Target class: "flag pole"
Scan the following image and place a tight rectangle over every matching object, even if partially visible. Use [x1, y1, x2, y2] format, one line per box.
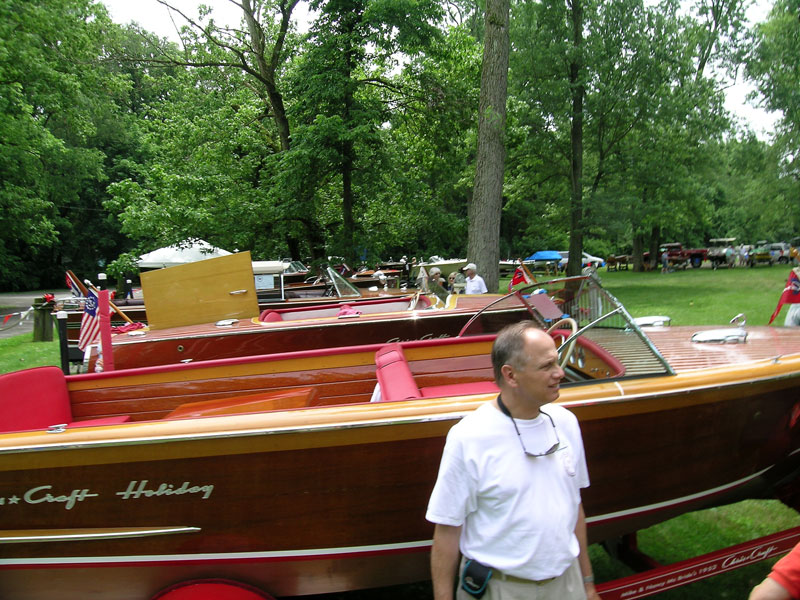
[84, 280, 135, 324]
[97, 289, 115, 372]
[520, 259, 538, 285]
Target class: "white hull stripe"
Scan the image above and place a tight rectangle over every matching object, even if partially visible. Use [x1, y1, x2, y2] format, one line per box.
[586, 465, 774, 525]
[0, 466, 778, 569]
[0, 540, 431, 567]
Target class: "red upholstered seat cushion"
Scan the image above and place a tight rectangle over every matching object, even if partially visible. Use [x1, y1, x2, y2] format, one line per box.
[374, 344, 422, 402]
[420, 381, 499, 398]
[259, 310, 283, 322]
[0, 366, 72, 432]
[0, 366, 131, 433]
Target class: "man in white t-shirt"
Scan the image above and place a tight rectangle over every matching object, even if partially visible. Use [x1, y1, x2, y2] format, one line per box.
[426, 322, 599, 600]
[462, 263, 488, 294]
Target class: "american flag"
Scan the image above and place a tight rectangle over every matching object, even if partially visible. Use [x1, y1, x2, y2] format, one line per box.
[78, 289, 101, 351]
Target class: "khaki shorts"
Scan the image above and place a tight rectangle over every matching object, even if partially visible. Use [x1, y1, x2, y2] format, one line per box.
[456, 557, 586, 600]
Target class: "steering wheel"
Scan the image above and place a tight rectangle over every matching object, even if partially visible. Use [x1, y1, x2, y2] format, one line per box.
[546, 318, 578, 368]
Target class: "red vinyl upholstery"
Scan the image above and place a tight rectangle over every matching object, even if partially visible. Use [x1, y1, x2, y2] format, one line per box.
[258, 310, 283, 322]
[420, 381, 499, 398]
[374, 344, 422, 402]
[0, 366, 129, 433]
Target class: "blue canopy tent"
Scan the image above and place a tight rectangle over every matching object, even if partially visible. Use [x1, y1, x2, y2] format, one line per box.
[524, 250, 562, 262]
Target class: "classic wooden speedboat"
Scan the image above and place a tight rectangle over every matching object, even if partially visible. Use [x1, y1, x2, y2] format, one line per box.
[3, 275, 800, 599]
[83, 289, 520, 371]
[57, 261, 412, 364]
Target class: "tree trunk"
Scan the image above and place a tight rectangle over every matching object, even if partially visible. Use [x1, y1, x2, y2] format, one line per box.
[467, 0, 510, 293]
[566, 0, 585, 278]
[242, 0, 295, 152]
[632, 233, 645, 271]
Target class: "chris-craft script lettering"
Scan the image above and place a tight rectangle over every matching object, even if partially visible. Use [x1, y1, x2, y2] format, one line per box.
[116, 480, 214, 500]
[23, 485, 99, 510]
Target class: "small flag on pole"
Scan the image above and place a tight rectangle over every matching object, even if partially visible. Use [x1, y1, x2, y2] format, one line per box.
[78, 289, 101, 351]
[508, 266, 534, 291]
[66, 271, 84, 297]
[769, 267, 800, 325]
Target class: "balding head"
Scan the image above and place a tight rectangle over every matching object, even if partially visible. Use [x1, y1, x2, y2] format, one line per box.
[491, 322, 554, 384]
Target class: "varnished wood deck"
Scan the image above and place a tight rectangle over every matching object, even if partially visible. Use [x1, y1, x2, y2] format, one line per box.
[644, 326, 800, 372]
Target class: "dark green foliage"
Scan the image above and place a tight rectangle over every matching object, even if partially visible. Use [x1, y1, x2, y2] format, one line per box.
[0, 0, 796, 287]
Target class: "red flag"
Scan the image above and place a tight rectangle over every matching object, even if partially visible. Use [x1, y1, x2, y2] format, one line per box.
[508, 266, 533, 291]
[78, 289, 101, 351]
[769, 267, 800, 324]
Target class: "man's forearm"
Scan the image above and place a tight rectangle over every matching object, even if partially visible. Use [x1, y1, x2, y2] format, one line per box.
[575, 504, 600, 599]
[431, 524, 462, 600]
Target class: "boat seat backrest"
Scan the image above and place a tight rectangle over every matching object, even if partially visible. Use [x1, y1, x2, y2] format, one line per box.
[259, 310, 283, 322]
[374, 344, 422, 402]
[0, 366, 73, 432]
[0, 366, 130, 433]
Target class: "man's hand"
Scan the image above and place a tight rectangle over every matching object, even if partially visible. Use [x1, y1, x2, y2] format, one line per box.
[585, 582, 602, 600]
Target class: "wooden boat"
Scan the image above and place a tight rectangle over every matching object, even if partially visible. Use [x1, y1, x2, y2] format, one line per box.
[80, 253, 503, 371]
[83, 290, 518, 371]
[3, 275, 800, 599]
[57, 260, 411, 364]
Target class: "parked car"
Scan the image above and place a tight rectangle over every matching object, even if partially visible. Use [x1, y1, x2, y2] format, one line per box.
[558, 251, 605, 270]
[707, 238, 737, 269]
[768, 242, 792, 264]
[644, 242, 708, 269]
[749, 241, 775, 267]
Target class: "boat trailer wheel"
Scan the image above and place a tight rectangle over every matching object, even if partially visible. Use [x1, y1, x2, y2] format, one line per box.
[546, 317, 578, 368]
[151, 579, 275, 600]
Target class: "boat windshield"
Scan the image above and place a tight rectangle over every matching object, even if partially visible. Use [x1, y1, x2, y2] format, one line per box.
[326, 267, 362, 298]
[285, 260, 309, 274]
[459, 275, 672, 379]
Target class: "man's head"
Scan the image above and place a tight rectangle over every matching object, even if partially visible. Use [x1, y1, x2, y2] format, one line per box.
[463, 263, 477, 278]
[491, 322, 564, 406]
[430, 267, 442, 278]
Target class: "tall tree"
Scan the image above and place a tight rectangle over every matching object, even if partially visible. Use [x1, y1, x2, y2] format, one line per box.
[287, 0, 442, 263]
[747, 0, 800, 187]
[467, 0, 510, 292]
[0, 0, 131, 289]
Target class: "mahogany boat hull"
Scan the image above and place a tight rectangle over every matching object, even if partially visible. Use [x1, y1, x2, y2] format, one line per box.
[1, 329, 799, 599]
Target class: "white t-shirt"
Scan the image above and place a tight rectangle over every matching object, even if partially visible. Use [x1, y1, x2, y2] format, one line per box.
[464, 274, 488, 294]
[426, 401, 589, 580]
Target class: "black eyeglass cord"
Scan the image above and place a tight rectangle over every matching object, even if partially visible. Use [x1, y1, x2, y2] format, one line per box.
[496, 394, 560, 457]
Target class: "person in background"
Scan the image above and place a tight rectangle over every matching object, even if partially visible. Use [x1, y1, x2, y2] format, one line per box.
[749, 542, 800, 600]
[427, 322, 599, 600]
[660, 250, 670, 274]
[430, 267, 447, 289]
[462, 263, 488, 294]
[447, 272, 458, 292]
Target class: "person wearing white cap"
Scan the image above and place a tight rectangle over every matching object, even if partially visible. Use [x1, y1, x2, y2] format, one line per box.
[429, 266, 447, 288]
[462, 263, 488, 294]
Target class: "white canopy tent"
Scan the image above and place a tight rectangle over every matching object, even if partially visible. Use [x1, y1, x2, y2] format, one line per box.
[137, 239, 232, 269]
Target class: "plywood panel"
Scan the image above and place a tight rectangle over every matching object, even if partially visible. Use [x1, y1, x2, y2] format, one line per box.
[141, 252, 259, 329]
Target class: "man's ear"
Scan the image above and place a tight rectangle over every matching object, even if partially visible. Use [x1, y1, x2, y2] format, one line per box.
[501, 364, 516, 387]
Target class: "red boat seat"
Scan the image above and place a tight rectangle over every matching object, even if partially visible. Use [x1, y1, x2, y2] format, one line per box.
[259, 310, 283, 322]
[374, 343, 422, 402]
[420, 381, 499, 398]
[0, 366, 130, 433]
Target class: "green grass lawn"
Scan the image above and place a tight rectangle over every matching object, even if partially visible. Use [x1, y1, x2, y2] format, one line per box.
[2, 265, 799, 598]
